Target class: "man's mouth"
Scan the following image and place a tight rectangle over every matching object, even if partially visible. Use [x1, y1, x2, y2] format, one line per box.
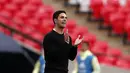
[62, 22, 66, 24]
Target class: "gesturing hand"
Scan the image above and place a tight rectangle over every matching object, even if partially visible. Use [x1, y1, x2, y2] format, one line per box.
[74, 35, 84, 46]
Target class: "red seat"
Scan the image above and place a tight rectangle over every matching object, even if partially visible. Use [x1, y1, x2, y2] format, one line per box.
[25, 18, 40, 28]
[101, 5, 117, 26]
[90, 0, 103, 19]
[0, 26, 5, 33]
[126, 0, 130, 7]
[0, 4, 3, 11]
[107, 0, 120, 8]
[118, 6, 130, 16]
[0, 10, 13, 18]
[14, 11, 30, 21]
[82, 33, 97, 49]
[97, 55, 106, 63]
[11, 0, 28, 6]
[39, 20, 54, 35]
[22, 4, 38, 17]
[35, 5, 54, 20]
[122, 55, 130, 61]
[4, 4, 18, 16]
[115, 59, 130, 69]
[22, 26, 35, 35]
[24, 39, 41, 50]
[72, 26, 88, 36]
[66, 19, 77, 34]
[91, 41, 109, 55]
[124, 15, 130, 41]
[30, 32, 43, 41]
[4, 28, 11, 36]
[13, 24, 23, 31]
[109, 12, 125, 35]
[101, 56, 117, 66]
[0, 0, 10, 5]
[0, 15, 10, 24]
[107, 48, 122, 57]
[13, 34, 24, 42]
[13, 16, 25, 25]
[29, 0, 42, 6]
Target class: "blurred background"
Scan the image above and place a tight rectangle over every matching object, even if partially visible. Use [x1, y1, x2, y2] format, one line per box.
[0, 0, 130, 73]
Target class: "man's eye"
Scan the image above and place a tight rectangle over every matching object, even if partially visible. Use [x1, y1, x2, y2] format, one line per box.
[61, 17, 64, 18]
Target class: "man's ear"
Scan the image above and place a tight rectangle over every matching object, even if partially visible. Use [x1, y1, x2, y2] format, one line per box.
[54, 19, 57, 24]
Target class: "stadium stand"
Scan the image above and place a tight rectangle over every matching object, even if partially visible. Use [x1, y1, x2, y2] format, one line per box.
[0, 0, 130, 72]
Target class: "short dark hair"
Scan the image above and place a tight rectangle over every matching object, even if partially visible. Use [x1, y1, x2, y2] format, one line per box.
[53, 10, 66, 24]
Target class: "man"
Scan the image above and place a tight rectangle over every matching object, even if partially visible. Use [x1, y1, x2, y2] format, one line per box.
[72, 40, 100, 73]
[32, 55, 45, 73]
[43, 10, 83, 73]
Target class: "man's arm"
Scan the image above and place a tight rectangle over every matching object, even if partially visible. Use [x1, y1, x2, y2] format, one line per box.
[92, 57, 101, 73]
[68, 36, 78, 61]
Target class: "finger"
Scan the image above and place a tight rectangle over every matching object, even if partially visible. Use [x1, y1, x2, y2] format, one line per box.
[77, 35, 81, 39]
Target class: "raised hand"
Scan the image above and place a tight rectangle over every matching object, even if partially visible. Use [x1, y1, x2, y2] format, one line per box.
[74, 35, 84, 46]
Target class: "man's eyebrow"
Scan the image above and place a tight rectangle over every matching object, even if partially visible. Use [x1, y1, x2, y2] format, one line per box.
[60, 16, 67, 18]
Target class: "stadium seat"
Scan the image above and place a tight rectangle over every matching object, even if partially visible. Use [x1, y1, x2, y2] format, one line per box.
[25, 18, 40, 29]
[4, 28, 11, 35]
[4, 3, 18, 16]
[0, 4, 3, 11]
[11, 0, 28, 6]
[97, 55, 106, 63]
[13, 16, 25, 25]
[90, 0, 103, 19]
[0, 10, 13, 18]
[24, 39, 41, 50]
[83, 33, 97, 49]
[107, 0, 120, 8]
[21, 26, 35, 35]
[0, 0, 10, 5]
[13, 24, 23, 31]
[30, 32, 43, 42]
[35, 5, 54, 20]
[109, 12, 125, 35]
[0, 26, 5, 33]
[122, 55, 130, 61]
[126, 0, 130, 6]
[124, 19, 130, 41]
[66, 19, 77, 34]
[13, 34, 24, 42]
[28, 0, 43, 6]
[106, 48, 122, 57]
[14, 11, 30, 21]
[118, 6, 130, 16]
[72, 26, 88, 36]
[39, 20, 54, 35]
[101, 56, 117, 66]
[91, 41, 109, 55]
[0, 15, 10, 24]
[101, 5, 117, 26]
[115, 59, 130, 69]
[22, 4, 38, 17]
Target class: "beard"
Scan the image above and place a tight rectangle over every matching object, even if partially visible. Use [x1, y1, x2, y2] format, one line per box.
[58, 23, 66, 28]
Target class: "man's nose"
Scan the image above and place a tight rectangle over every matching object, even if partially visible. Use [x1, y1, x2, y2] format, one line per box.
[63, 18, 67, 21]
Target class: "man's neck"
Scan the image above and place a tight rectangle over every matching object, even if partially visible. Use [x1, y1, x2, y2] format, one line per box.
[53, 27, 64, 34]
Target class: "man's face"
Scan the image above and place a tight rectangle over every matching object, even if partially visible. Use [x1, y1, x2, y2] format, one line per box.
[56, 13, 67, 28]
